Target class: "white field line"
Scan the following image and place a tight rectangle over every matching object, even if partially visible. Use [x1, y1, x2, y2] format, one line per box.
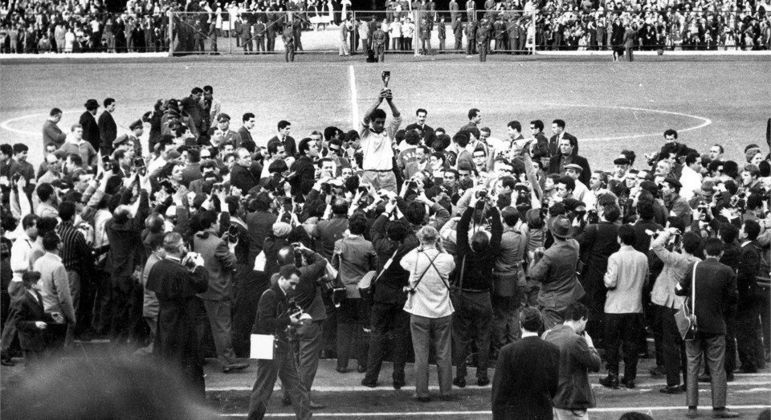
[219, 405, 771, 417]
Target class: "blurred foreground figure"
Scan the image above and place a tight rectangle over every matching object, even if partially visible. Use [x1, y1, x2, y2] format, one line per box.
[3, 353, 217, 420]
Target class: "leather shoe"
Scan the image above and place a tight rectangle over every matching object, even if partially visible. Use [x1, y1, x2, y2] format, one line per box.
[1, 357, 15, 367]
[452, 377, 466, 388]
[361, 379, 377, 388]
[620, 378, 635, 389]
[712, 409, 739, 418]
[660, 384, 685, 394]
[222, 362, 249, 373]
[649, 366, 666, 377]
[599, 375, 619, 389]
[335, 367, 348, 373]
[309, 401, 326, 409]
[686, 408, 698, 418]
[477, 377, 490, 387]
[392, 380, 405, 390]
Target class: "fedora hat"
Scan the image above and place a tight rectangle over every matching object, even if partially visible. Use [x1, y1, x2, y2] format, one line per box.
[549, 215, 574, 239]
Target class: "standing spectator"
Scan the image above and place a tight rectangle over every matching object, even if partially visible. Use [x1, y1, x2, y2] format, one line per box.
[79, 99, 100, 154]
[528, 215, 585, 329]
[332, 214, 377, 373]
[651, 228, 700, 394]
[238, 113, 257, 152]
[339, 17, 351, 56]
[137, 221, 164, 355]
[146, 232, 209, 399]
[98, 98, 118, 158]
[401, 226, 455, 402]
[576, 203, 620, 343]
[33, 232, 75, 352]
[490, 206, 527, 357]
[736, 220, 764, 373]
[543, 302, 602, 420]
[372, 24, 387, 61]
[676, 238, 739, 419]
[247, 264, 311, 420]
[453, 16, 463, 50]
[452, 199, 501, 388]
[230, 147, 262, 194]
[56, 201, 94, 343]
[599, 225, 648, 389]
[548, 119, 579, 159]
[623, 23, 636, 61]
[359, 88, 402, 192]
[358, 18, 370, 52]
[192, 211, 248, 373]
[549, 136, 590, 186]
[106, 184, 150, 344]
[282, 25, 296, 62]
[289, 138, 319, 197]
[492, 307, 559, 420]
[42, 108, 67, 149]
[6, 271, 53, 366]
[389, 17, 402, 51]
[267, 120, 298, 158]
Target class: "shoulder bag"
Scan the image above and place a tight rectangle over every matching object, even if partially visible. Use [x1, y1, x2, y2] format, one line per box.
[674, 261, 698, 341]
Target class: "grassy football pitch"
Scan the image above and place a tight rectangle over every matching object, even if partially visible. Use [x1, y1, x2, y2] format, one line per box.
[1, 57, 769, 167]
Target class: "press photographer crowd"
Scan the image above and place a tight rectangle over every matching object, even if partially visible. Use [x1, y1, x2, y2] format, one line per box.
[0, 81, 770, 420]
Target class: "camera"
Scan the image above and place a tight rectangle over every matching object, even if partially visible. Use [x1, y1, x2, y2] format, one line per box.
[183, 252, 200, 269]
[475, 190, 488, 199]
[227, 224, 239, 243]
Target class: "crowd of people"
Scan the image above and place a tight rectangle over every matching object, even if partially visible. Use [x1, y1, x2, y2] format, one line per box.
[0, 85, 770, 419]
[1, 0, 769, 54]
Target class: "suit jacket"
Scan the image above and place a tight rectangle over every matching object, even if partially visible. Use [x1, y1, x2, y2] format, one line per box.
[79, 111, 100, 153]
[267, 135, 297, 157]
[237, 126, 256, 152]
[98, 111, 117, 157]
[333, 235, 377, 298]
[7, 290, 55, 352]
[42, 120, 67, 148]
[253, 282, 293, 344]
[289, 155, 316, 197]
[737, 241, 761, 302]
[193, 229, 237, 301]
[180, 162, 202, 187]
[548, 132, 578, 157]
[548, 153, 591, 186]
[230, 162, 262, 194]
[492, 336, 560, 420]
[543, 324, 601, 410]
[677, 258, 738, 335]
[529, 238, 585, 311]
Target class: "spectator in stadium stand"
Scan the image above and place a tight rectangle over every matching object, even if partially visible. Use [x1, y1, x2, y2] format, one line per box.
[491, 307, 559, 420]
[98, 97, 118, 158]
[79, 99, 100, 153]
[359, 88, 402, 192]
[146, 232, 210, 399]
[268, 120, 298, 158]
[528, 215, 585, 329]
[676, 237, 739, 419]
[42, 108, 67, 149]
[543, 302, 602, 420]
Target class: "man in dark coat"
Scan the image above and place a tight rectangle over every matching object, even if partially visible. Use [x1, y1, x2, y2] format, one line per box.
[576, 204, 621, 345]
[79, 99, 101, 154]
[288, 138, 318, 198]
[676, 238, 739, 419]
[548, 119, 579, 157]
[736, 220, 764, 373]
[147, 232, 209, 399]
[106, 188, 150, 343]
[548, 136, 591, 186]
[230, 147, 262, 195]
[98, 98, 118, 158]
[492, 307, 559, 420]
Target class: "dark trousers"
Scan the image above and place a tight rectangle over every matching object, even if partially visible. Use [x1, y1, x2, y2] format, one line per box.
[491, 293, 521, 357]
[248, 343, 311, 420]
[736, 298, 763, 371]
[452, 290, 492, 380]
[686, 333, 727, 409]
[0, 281, 24, 354]
[92, 269, 112, 335]
[760, 287, 771, 355]
[75, 269, 96, 336]
[604, 313, 643, 380]
[724, 311, 737, 374]
[289, 320, 323, 396]
[364, 301, 410, 384]
[233, 272, 269, 358]
[336, 298, 368, 370]
[657, 304, 687, 387]
[110, 276, 136, 344]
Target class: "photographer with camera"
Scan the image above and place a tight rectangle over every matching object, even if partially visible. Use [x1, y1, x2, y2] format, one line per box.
[452, 192, 502, 388]
[146, 232, 210, 399]
[248, 264, 311, 420]
[273, 242, 328, 409]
